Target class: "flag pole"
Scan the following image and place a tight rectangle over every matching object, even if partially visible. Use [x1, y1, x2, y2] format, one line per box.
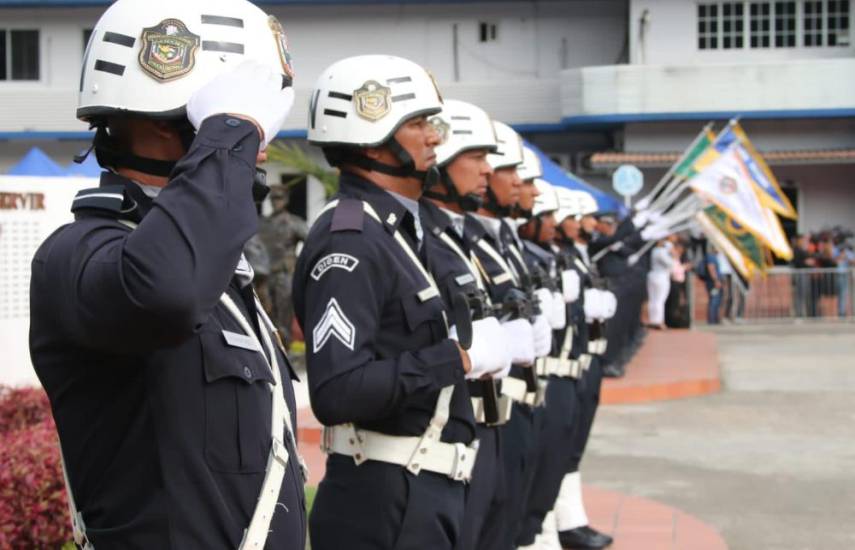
[636, 122, 714, 209]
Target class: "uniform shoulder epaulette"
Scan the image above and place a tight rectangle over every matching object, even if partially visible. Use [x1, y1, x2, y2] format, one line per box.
[330, 198, 364, 233]
[70, 184, 128, 216]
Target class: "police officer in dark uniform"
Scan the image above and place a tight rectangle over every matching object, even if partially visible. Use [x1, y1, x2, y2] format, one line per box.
[549, 189, 616, 549]
[588, 211, 646, 378]
[421, 99, 526, 550]
[516, 180, 588, 548]
[29, 1, 305, 547]
[466, 121, 553, 549]
[293, 55, 479, 550]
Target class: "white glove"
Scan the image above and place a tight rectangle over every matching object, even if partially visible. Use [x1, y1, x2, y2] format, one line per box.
[601, 290, 617, 319]
[561, 269, 581, 303]
[635, 196, 651, 211]
[531, 314, 553, 357]
[550, 291, 567, 330]
[501, 318, 535, 367]
[449, 318, 510, 380]
[187, 60, 295, 149]
[632, 210, 650, 228]
[583, 288, 602, 323]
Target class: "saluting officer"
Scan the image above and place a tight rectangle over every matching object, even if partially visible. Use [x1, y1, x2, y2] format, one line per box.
[293, 56, 478, 550]
[422, 99, 527, 550]
[29, 0, 305, 548]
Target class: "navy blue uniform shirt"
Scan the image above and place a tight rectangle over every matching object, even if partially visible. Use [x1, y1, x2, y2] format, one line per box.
[293, 173, 474, 444]
[29, 115, 306, 550]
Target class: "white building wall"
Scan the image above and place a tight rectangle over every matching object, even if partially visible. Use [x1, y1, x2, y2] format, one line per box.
[629, 0, 855, 65]
[783, 165, 855, 233]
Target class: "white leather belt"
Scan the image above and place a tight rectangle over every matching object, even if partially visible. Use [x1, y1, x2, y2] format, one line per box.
[322, 423, 477, 482]
[470, 395, 513, 426]
[536, 356, 582, 379]
[500, 376, 530, 403]
[588, 338, 608, 355]
[579, 354, 593, 371]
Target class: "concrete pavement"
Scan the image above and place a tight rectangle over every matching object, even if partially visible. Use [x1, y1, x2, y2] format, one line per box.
[583, 323, 855, 550]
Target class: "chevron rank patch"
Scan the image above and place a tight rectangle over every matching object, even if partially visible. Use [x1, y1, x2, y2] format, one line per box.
[310, 253, 359, 281]
[313, 298, 356, 353]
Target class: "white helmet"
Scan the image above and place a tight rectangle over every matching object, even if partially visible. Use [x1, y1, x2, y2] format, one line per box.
[431, 99, 497, 166]
[517, 146, 543, 181]
[487, 121, 524, 170]
[532, 179, 559, 217]
[78, 0, 294, 121]
[575, 191, 600, 217]
[424, 99, 496, 212]
[554, 187, 579, 222]
[307, 55, 442, 147]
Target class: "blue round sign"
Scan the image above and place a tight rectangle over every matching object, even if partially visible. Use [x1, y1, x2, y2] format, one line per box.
[612, 165, 644, 197]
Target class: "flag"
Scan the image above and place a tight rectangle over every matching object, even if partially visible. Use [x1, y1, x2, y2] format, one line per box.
[695, 211, 752, 287]
[688, 145, 769, 241]
[703, 205, 767, 275]
[713, 122, 798, 219]
[673, 128, 716, 179]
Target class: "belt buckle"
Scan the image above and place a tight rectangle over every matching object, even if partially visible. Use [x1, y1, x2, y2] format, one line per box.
[450, 443, 473, 482]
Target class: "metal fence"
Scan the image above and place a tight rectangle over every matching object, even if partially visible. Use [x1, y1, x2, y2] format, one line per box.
[691, 267, 855, 323]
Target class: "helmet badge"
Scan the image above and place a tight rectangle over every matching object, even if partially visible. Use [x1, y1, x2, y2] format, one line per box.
[268, 16, 295, 79]
[138, 19, 200, 82]
[429, 116, 450, 145]
[353, 80, 392, 122]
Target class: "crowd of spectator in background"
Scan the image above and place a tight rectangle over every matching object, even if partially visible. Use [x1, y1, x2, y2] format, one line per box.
[791, 227, 854, 318]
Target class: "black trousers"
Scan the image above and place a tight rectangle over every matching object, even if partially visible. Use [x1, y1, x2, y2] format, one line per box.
[566, 357, 604, 473]
[492, 402, 540, 550]
[455, 424, 505, 550]
[310, 454, 466, 550]
[517, 377, 581, 545]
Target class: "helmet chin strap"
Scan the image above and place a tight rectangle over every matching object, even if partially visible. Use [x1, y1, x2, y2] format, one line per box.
[423, 168, 483, 212]
[483, 186, 512, 217]
[346, 137, 439, 190]
[80, 122, 199, 179]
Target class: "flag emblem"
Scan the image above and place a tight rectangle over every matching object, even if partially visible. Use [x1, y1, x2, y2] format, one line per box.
[430, 116, 451, 144]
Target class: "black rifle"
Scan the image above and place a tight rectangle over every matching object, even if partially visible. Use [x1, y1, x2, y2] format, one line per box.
[458, 289, 502, 425]
[496, 283, 541, 393]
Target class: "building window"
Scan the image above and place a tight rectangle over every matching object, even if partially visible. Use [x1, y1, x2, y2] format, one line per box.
[750, 2, 772, 47]
[698, 3, 720, 49]
[0, 29, 40, 81]
[722, 2, 746, 48]
[478, 21, 498, 43]
[826, 0, 850, 45]
[774, 1, 797, 47]
[803, 0, 825, 45]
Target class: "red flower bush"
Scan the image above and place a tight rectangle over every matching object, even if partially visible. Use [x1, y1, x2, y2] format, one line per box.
[0, 386, 52, 434]
[0, 386, 71, 549]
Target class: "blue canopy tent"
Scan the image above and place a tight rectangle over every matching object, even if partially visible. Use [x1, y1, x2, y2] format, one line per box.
[7, 147, 66, 176]
[65, 153, 104, 177]
[525, 142, 628, 217]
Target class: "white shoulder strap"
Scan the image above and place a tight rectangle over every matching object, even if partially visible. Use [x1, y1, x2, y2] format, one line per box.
[219, 293, 296, 550]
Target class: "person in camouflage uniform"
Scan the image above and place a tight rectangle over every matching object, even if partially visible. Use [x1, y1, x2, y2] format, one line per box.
[257, 182, 309, 342]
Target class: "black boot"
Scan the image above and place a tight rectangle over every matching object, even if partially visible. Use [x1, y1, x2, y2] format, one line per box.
[558, 525, 614, 549]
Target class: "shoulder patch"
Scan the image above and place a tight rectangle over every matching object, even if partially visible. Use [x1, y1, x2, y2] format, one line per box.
[311, 253, 359, 281]
[331, 198, 364, 233]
